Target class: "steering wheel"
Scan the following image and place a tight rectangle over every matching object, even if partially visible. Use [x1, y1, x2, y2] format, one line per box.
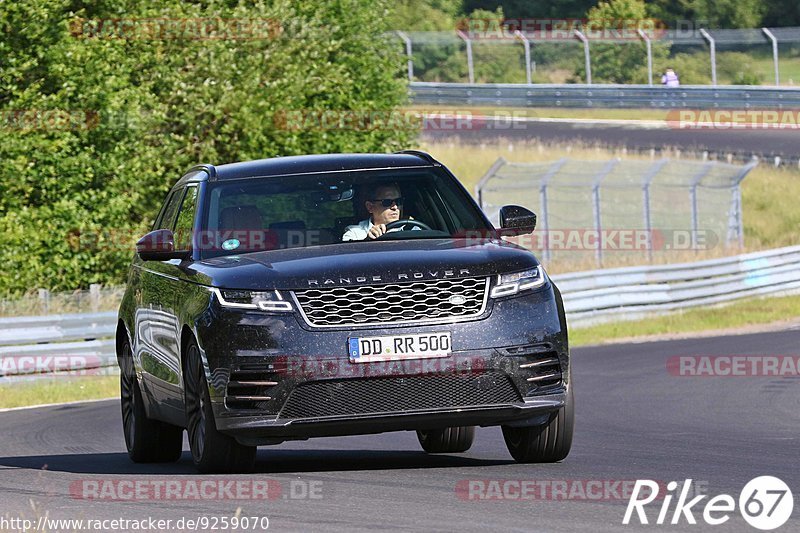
[383, 219, 432, 232]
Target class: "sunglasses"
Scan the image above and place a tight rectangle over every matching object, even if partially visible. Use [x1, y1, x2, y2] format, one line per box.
[370, 197, 404, 208]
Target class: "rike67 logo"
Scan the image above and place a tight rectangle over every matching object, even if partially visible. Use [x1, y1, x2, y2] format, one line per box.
[624, 477, 793, 530]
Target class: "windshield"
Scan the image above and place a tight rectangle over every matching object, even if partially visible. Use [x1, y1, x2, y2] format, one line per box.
[199, 167, 493, 258]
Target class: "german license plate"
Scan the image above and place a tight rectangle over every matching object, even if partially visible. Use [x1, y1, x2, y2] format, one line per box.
[348, 332, 452, 363]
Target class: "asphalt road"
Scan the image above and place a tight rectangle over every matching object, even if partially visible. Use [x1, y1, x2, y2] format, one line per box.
[1, 329, 798, 532]
[421, 118, 800, 161]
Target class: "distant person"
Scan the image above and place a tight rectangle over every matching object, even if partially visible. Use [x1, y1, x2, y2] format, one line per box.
[662, 67, 680, 87]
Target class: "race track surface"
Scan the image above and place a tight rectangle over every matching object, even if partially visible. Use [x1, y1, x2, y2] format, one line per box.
[421, 118, 800, 161]
[1, 329, 798, 532]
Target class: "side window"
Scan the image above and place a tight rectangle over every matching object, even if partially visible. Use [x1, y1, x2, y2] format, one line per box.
[174, 186, 199, 251]
[156, 188, 185, 231]
[152, 190, 175, 230]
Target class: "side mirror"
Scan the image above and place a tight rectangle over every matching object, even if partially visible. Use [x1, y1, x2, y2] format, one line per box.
[499, 205, 537, 236]
[136, 229, 191, 261]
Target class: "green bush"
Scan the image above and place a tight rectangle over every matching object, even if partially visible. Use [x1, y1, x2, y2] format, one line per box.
[717, 51, 765, 85]
[0, 0, 412, 296]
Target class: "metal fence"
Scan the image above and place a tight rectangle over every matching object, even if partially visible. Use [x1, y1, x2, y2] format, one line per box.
[409, 82, 800, 109]
[0, 311, 117, 379]
[2, 245, 799, 379]
[396, 27, 800, 86]
[0, 284, 124, 317]
[476, 157, 757, 265]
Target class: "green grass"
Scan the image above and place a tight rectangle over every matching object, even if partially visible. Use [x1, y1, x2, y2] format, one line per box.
[742, 166, 800, 249]
[737, 53, 800, 86]
[570, 293, 800, 347]
[406, 104, 670, 122]
[0, 375, 119, 409]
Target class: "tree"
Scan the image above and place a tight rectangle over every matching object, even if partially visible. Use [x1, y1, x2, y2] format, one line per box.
[0, 0, 412, 295]
[463, 1, 596, 19]
[387, 0, 463, 31]
[573, 0, 669, 84]
[762, 0, 800, 28]
[689, 0, 765, 29]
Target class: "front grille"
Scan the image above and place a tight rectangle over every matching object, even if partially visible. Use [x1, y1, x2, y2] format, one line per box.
[277, 371, 522, 419]
[292, 277, 489, 328]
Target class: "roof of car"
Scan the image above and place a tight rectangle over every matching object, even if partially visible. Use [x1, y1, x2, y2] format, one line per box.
[185, 152, 438, 182]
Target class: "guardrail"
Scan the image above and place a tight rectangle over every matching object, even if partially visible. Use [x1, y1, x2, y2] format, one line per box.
[0, 312, 117, 379]
[552, 245, 800, 327]
[2, 245, 799, 378]
[409, 82, 800, 109]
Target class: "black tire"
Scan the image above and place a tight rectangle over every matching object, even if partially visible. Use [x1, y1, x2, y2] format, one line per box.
[185, 339, 256, 473]
[120, 341, 183, 463]
[502, 387, 574, 463]
[416, 426, 475, 453]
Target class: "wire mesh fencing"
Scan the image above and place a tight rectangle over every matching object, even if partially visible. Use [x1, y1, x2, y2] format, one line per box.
[0, 285, 125, 317]
[475, 157, 757, 267]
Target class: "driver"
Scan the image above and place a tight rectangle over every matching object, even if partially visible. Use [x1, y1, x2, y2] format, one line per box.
[342, 183, 419, 241]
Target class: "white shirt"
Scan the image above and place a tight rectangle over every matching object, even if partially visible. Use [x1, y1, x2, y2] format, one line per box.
[342, 219, 420, 241]
[661, 71, 680, 87]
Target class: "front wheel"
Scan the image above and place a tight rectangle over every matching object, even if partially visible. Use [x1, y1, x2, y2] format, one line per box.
[185, 339, 256, 473]
[120, 341, 183, 463]
[416, 426, 475, 453]
[502, 387, 574, 463]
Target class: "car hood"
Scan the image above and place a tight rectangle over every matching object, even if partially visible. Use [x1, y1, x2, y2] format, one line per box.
[185, 238, 540, 290]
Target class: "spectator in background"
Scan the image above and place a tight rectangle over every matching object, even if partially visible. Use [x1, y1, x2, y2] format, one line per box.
[662, 67, 680, 87]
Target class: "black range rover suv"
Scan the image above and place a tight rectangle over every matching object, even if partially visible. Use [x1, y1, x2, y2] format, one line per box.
[117, 151, 573, 472]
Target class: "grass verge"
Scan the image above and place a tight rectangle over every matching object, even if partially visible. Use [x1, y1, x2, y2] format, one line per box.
[570, 293, 800, 347]
[0, 374, 118, 409]
[406, 104, 670, 122]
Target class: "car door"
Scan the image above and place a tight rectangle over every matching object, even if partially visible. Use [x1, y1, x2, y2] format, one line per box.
[136, 186, 198, 420]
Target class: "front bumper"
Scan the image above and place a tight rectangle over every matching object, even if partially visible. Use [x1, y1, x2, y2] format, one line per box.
[195, 284, 569, 444]
[216, 391, 566, 445]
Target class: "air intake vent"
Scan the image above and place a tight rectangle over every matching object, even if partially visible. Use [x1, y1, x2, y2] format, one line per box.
[225, 368, 280, 411]
[278, 371, 521, 419]
[520, 352, 563, 393]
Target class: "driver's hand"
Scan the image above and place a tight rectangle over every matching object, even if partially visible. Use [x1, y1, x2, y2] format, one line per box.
[367, 224, 386, 240]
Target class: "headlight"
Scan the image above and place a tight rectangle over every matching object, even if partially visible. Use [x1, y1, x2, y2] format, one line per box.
[214, 288, 293, 312]
[490, 267, 546, 298]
